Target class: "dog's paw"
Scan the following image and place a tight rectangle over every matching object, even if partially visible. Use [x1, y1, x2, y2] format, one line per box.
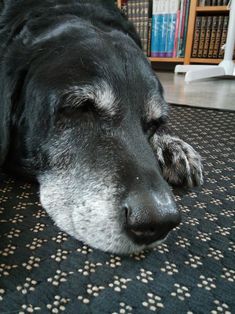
[151, 134, 203, 188]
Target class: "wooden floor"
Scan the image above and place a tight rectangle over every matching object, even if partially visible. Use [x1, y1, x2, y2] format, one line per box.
[156, 71, 235, 111]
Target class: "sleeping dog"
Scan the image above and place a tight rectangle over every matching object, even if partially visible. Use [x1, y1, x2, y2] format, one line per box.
[0, 0, 203, 254]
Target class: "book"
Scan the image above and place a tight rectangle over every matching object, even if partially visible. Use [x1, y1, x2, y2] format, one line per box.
[127, 0, 151, 55]
[127, 1, 133, 23]
[151, 0, 163, 57]
[191, 16, 202, 57]
[147, 0, 153, 56]
[120, 0, 128, 15]
[213, 15, 224, 58]
[197, 16, 207, 57]
[166, 0, 179, 57]
[199, 0, 206, 5]
[139, 1, 145, 52]
[173, 0, 181, 57]
[143, 0, 150, 54]
[208, 16, 219, 58]
[158, 0, 169, 57]
[180, 0, 190, 57]
[135, 2, 140, 38]
[176, 0, 185, 57]
[218, 15, 229, 58]
[203, 16, 213, 58]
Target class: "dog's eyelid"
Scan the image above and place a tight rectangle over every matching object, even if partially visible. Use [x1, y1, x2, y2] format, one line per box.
[62, 81, 119, 117]
[59, 98, 97, 116]
[142, 115, 167, 138]
[144, 115, 167, 128]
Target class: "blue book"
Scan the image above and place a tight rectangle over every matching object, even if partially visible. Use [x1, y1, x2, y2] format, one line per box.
[166, 0, 179, 57]
[151, 0, 161, 57]
[151, 15, 161, 57]
[158, 1, 169, 57]
[157, 13, 166, 57]
[159, 12, 168, 57]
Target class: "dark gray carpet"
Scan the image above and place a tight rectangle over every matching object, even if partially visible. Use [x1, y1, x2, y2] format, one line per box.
[0, 105, 234, 313]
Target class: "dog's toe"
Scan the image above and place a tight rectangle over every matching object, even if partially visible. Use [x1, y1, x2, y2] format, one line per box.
[152, 135, 203, 188]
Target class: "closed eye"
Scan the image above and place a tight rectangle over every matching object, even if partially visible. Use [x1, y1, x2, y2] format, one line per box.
[58, 99, 100, 118]
[143, 116, 166, 138]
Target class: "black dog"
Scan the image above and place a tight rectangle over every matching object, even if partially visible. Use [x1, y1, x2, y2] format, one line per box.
[0, 0, 203, 254]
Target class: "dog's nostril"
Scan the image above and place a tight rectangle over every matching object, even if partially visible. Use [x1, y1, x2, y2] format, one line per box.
[124, 205, 129, 217]
[124, 204, 132, 221]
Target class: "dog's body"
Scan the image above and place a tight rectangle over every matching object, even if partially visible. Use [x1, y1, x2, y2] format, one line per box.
[0, 0, 203, 254]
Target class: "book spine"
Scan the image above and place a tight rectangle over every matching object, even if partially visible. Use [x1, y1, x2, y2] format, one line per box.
[135, 1, 140, 37]
[208, 16, 219, 58]
[136, 1, 140, 41]
[197, 16, 207, 57]
[179, 0, 187, 56]
[176, 0, 184, 57]
[138, 1, 144, 52]
[203, 15, 213, 58]
[173, 1, 180, 57]
[213, 15, 224, 58]
[143, 0, 150, 54]
[199, 0, 206, 5]
[147, 17, 152, 56]
[127, 1, 133, 22]
[159, 0, 168, 57]
[218, 15, 229, 58]
[147, 0, 153, 56]
[151, 0, 161, 57]
[211, 0, 217, 5]
[166, 0, 177, 57]
[121, 0, 128, 15]
[191, 16, 202, 57]
[180, 0, 190, 57]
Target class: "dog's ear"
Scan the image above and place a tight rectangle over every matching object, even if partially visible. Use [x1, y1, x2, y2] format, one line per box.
[0, 78, 11, 166]
[0, 67, 27, 166]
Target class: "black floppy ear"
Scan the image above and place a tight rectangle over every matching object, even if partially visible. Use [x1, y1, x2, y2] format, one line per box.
[0, 78, 12, 166]
[0, 65, 27, 166]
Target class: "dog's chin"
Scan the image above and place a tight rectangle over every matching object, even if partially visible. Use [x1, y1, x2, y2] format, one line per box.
[147, 235, 169, 249]
[69, 229, 169, 255]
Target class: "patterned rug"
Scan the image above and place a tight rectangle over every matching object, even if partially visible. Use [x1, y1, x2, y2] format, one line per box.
[0, 105, 234, 314]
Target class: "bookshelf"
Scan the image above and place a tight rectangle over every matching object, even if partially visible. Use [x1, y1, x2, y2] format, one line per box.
[117, 0, 233, 65]
[149, 57, 184, 62]
[190, 57, 222, 63]
[184, 0, 230, 64]
[196, 5, 230, 12]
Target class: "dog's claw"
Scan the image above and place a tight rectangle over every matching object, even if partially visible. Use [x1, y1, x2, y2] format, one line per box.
[151, 134, 203, 188]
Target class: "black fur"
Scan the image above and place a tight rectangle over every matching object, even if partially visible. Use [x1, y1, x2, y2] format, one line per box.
[0, 0, 204, 253]
[0, 0, 164, 177]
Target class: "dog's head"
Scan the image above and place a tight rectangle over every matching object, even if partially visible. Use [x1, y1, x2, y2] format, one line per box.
[0, 8, 180, 254]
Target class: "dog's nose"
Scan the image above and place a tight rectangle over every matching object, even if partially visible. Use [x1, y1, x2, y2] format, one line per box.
[123, 192, 181, 245]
